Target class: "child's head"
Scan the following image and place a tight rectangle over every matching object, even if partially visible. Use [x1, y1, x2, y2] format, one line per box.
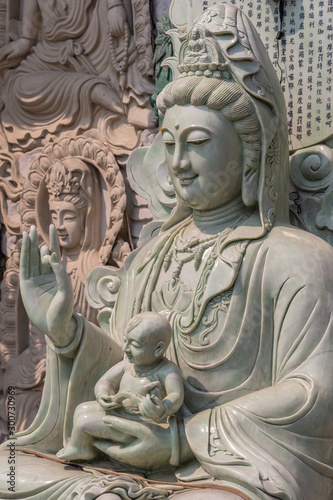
[123, 312, 172, 368]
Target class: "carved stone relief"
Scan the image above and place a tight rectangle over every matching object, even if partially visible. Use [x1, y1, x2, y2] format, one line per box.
[0, 0, 156, 153]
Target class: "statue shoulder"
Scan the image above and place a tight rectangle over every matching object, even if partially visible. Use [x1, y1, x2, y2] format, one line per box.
[261, 225, 333, 289]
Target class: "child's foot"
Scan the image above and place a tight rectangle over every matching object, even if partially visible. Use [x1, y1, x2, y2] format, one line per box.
[56, 443, 98, 461]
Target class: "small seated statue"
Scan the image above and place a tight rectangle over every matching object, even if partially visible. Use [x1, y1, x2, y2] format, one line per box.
[56, 312, 184, 461]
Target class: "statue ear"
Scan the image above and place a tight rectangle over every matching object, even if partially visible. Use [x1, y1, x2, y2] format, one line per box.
[242, 167, 259, 207]
[154, 340, 165, 358]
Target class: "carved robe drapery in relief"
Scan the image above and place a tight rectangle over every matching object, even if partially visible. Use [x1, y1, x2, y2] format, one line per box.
[0, 0, 155, 152]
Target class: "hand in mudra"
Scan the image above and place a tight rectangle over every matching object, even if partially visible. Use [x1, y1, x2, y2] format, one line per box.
[20, 225, 75, 347]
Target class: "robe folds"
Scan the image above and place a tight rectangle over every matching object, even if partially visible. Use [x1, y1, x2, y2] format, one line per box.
[1, 0, 154, 150]
[1, 219, 332, 499]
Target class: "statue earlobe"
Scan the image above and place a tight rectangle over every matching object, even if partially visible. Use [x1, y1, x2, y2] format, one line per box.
[242, 167, 259, 206]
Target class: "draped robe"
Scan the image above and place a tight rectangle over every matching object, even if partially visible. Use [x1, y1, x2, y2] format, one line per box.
[1, 216, 332, 499]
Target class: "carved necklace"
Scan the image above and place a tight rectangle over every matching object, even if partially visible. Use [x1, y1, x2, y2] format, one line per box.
[130, 357, 168, 378]
[163, 222, 232, 280]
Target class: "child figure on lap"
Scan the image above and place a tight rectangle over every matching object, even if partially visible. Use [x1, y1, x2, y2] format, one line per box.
[57, 312, 184, 461]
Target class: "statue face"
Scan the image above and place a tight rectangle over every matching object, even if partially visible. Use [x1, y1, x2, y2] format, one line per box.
[162, 104, 243, 211]
[49, 200, 84, 250]
[123, 325, 161, 368]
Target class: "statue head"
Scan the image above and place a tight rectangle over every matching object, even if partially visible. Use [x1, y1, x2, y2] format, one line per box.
[156, 4, 289, 235]
[158, 77, 261, 211]
[123, 312, 172, 368]
[47, 160, 88, 251]
[45, 157, 102, 277]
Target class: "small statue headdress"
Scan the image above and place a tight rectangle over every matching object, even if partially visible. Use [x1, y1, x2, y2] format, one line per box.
[46, 160, 81, 199]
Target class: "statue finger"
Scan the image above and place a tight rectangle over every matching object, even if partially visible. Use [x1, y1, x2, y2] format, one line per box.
[103, 416, 143, 438]
[20, 231, 30, 280]
[96, 441, 142, 464]
[49, 224, 61, 258]
[29, 226, 40, 277]
[40, 245, 52, 275]
[49, 252, 70, 292]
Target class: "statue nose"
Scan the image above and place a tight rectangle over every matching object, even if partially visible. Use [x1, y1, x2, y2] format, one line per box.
[172, 158, 191, 172]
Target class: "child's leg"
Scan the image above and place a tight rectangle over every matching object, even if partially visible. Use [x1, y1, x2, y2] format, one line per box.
[57, 402, 131, 461]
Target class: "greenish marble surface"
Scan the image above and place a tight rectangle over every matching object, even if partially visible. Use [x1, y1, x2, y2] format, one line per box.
[1, 3, 332, 499]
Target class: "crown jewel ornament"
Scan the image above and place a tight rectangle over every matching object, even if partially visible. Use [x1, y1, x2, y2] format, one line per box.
[46, 160, 81, 198]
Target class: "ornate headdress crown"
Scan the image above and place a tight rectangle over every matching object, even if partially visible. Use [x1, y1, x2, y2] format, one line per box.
[46, 160, 81, 198]
[178, 25, 232, 80]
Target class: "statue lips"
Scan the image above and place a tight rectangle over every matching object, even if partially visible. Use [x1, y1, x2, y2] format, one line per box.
[177, 175, 198, 186]
[58, 232, 69, 242]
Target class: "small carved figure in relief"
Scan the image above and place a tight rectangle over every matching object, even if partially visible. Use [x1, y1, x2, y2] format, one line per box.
[56, 312, 184, 461]
[44, 158, 103, 323]
[0, 0, 155, 151]
[184, 27, 210, 63]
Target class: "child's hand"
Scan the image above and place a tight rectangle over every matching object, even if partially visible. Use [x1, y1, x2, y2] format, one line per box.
[139, 394, 165, 420]
[97, 393, 117, 409]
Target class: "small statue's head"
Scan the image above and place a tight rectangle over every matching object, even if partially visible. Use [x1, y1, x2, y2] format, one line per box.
[46, 159, 88, 250]
[123, 312, 172, 368]
[46, 157, 102, 255]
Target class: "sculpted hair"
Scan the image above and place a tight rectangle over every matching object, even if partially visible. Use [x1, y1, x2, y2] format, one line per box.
[126, 312, 172, 346]
[157, 76, 261, 206]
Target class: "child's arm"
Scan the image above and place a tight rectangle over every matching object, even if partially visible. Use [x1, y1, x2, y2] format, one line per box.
[94, 359, 127, 408]
[160, 366, 184, 418]
[139, 363, 184, 420]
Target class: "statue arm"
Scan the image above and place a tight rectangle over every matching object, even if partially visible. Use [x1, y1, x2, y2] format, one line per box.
[0, 0, 39, 67]
[20, 0, 40, 41]
[107, 0, 128, 37]
[94, 359, 127, 400]
[160, 367, 185, 417]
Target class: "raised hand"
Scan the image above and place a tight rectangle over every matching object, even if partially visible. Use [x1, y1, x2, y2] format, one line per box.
[20, 225, 75, 347]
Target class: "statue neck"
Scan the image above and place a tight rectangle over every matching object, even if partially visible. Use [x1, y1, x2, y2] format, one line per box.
[192, 196, 252, 234]
[62, 248, 81, 270]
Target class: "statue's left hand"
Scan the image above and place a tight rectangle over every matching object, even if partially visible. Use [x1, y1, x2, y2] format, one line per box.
[100, 416, 172, 470]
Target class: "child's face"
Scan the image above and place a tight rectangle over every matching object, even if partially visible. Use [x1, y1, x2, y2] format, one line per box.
[123, 324, 163, 368]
